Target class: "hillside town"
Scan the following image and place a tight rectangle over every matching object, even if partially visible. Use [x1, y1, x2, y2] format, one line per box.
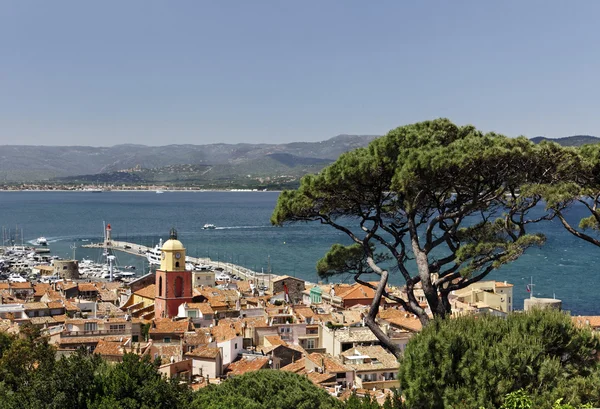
[0, 228, 593, 404]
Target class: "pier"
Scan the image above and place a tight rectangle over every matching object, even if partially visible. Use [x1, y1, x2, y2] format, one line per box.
[81, 240, 277, 285]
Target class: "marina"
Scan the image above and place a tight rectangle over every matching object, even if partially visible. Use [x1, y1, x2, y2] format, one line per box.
[81, 238, 278, 285]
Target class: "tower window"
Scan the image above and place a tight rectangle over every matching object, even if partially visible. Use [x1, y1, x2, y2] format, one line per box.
[175, 261, 180, 268]
[175, 276, 183, 298]
[158, 276, 163, 297]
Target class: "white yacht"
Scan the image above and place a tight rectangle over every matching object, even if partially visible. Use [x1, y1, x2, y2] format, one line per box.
[156, 190, 165, 194]
[36, 237, 48, 246]
[146, 238, 163, 266]
[202, 224, 216, 230]
[8, 273, 27, 283]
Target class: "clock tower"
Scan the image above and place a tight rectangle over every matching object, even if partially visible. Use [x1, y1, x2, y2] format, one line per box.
[154, 228, 193, 318]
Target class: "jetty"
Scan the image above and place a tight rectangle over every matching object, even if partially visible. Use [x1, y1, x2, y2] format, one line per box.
[81, 240, 277, 285]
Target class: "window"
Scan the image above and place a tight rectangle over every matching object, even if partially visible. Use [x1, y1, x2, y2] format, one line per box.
[84, 322, 97, 332]
[187, 310, 198, 318]
[132, 335, 139, 342]
[175, 276, 183, 298]
[158, 276, 163, 297]
[109, 324, 126, 331]
[163, 337, 171, 343]
[234, 343, 238, 349]
[307, 339, 315, 349]
[175, 261, 180, 268]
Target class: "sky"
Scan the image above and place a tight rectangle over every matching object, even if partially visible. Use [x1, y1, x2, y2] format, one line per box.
[1, 1, 600, 146]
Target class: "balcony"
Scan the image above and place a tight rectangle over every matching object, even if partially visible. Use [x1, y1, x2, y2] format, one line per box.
[62, 328, 129, 337]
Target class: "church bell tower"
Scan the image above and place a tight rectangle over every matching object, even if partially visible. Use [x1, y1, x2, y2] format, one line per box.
[154, 228, 193, 318]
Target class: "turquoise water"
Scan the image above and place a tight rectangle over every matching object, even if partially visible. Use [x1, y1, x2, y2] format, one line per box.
[0, 191, 597, 314]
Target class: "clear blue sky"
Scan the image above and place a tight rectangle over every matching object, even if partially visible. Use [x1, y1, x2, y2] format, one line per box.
[1, 1, 599, 146]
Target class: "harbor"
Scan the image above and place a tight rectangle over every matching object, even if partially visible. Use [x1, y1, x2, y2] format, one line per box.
[81, 238, 279, 286]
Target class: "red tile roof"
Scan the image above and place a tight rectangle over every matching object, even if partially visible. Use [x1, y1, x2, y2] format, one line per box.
[133, 284, 156, 299]
[150, 318, 191, 334]
[227, 357, 269, 376]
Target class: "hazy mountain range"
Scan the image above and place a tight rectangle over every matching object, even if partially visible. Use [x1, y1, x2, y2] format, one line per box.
[0, 134, 598, 187]
[0, 134, 377, 185]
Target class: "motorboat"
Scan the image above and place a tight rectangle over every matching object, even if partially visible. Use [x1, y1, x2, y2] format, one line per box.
[36, 237, 48, 246]
[146, 239, 163, 266]
[215, 272, 231, 282]
[156, 190, 165, 194]
[8, 273, 27, 283]
[202, 224, 216, 230]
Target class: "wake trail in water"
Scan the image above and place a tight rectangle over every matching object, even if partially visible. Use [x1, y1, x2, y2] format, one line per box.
[214, 226, 269, 230]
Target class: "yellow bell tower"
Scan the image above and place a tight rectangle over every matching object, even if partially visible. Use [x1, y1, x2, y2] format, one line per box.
[155, 228, 193, 318]
[160, 228, 186, 271]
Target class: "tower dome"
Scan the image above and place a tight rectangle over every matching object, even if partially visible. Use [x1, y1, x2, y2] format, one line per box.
[162, 228, 184, 251]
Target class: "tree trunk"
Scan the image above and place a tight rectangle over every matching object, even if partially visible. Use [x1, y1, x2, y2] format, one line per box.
[411, 239, 443, 319]
[363, 267, 403, 358]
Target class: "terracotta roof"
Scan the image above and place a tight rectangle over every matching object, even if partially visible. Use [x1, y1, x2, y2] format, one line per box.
[0, 283, 9, 290]
[307, 371, 336, 385]
[33, 283, 51, 296]
[78, 283, 98, 292]
[293, 306, 315, 318]
[133, 284, 156, 299]
[52, 314, 68, 323]
[186, 303, 214, 315]
[47, 301, 64, 309]
[94, 339, 129, 357]
[272, 275, 305, 283]
[227, 357, 269, 376]
[150, 318, 191, 334]
[210, 324, 240, 343]
[264, 335, 287, 346]
[23, 302, 49, 310]
[336, 283, 378, 300]
[98, 289, 118, 302]
[281, 360, 306, 373]
[495, 281, 514, 288]
[29, 316, 56, 325]
[573, 316, 600, 328]
[241, 316, 269, 329]
[341, 345, 399, 371]
[184, 329, 211, 346]
[306, 353, 350, 373]
[186, 346, 220, 359]
[10, 282, 33, 289]
[57, 282, 78, 291]
[378, 309, 423, 332]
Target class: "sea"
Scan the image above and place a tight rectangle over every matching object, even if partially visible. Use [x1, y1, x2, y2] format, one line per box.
[0, 191, 597, 315]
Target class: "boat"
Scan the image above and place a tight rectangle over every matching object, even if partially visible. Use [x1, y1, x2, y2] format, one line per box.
[216, 272, 231, 282]
[36, 237, 48, 246]
[83, 188, 102, 193]
[8, 273, 27, 283]
[156, 190, 165, 194]
[146, 238, 163, 266]
[202, 224, 216, 230]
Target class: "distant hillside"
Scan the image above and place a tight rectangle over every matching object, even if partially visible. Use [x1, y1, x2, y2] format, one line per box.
[0, 135, 378, 182]
[55, 154, 334, 189]
[530, 135, 600, 146]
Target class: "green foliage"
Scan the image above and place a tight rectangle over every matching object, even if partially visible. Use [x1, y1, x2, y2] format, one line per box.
[190, 370, 341, 409]
[500, 390, 532, 409]
[0, 332, 191, 409]
[316, 243, 390, 279]
[344, 392, 383, 409]
[398, 309, 600, 409]
[272, 119, 556, 328]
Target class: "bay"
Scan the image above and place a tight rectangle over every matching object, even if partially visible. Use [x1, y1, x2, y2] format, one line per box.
[0, 191, 597, 315]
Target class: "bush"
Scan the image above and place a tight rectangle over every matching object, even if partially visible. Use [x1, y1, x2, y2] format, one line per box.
[191, 370, 341, 409]
[398, 309, 600, 409]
